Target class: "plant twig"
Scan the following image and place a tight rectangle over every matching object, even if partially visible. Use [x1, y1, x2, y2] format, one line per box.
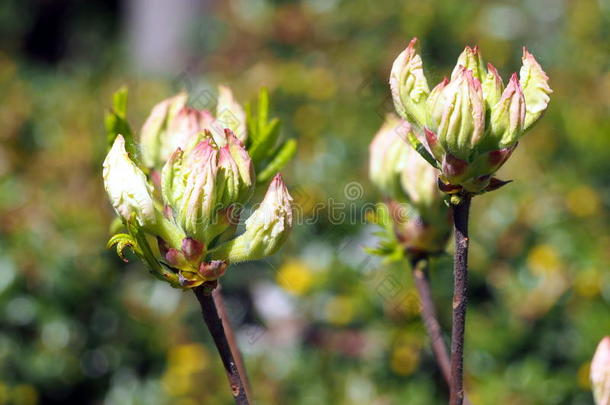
[411, 256, 451, 383]
[212, 285, 252, 399]
[410, 256, 471, 405]
[449, 193, 472, 405]
[194, 284, 251, 405]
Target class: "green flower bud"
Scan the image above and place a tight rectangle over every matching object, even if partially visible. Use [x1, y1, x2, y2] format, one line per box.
[519, 48, 553, 130]
[591, 336, 610, 405]
[103, 135, 156, 227]
[451, 46, 486, 83]
[215, 85, 247, 144]
[216, 129, 255, 205]
[387, 201, 451, 255]
[434, 67, 485, 160]
[369, 114, 411, 199]
[488, 74, 526, 148]
[210, 174, 293, 263]
[163, 138, 219, 241]
[400, 143, 442, 213]
[140, 93, 188, 168]
[163, 106, 214, 158]
[389, 39, 552, 193]
[105, 87, 294, 289]
[390, 38, 430, 128]
[482, 63, 504, 110]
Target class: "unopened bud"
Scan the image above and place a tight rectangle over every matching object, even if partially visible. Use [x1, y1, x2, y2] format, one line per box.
[592, 336, 610, 405]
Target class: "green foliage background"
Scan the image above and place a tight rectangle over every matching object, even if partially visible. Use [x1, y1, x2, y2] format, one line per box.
[0, 0, 609, 404]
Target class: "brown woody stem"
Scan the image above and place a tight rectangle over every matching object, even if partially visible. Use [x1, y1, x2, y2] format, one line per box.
[449, 193, 472, 405]
[194, 284, 251, 405]
[411, 256, 451, 384]
[411, 256, 472, 405]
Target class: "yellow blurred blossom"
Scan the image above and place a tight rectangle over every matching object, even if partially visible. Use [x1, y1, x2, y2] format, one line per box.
[325, 296, 355, 326]
[574, 267, 602, 298]
[0, 383, 7, 405]
[527, 244, 561, 276]
[390, 344, 421, 376]
[293, 104, 325, 137]
[162, 343, 210, 396]
[167, 343, 209, 375]
[307, 68, 337, 100]
[277, 260, 314, 295]
[161, 369, 193, 397]
[11, 385, 38, 405]
[566, 185, 601, 217]
[578, 361, 591, 389]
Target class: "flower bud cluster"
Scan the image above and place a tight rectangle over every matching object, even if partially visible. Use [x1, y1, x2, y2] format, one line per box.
[390, 39, 552, 192]
[103, 87, 293, 288]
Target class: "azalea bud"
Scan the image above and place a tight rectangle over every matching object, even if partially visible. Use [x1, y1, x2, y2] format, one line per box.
[451, 46, 486, 83]
[199, 260, 228, 280]
[216, 129, 255, 205]
[369, 114, 411, 199]
[162, 106, 213, 159]
[140, 93, 188, 168]
[103, 135, 156, 226]
[489, 74, 526, 148]
[400, 143, 441, 211]
[211, 174, 293, 263]
[482, 63, 504, 110]
[162, 139, 219, 240]
[214, 85, 247, 144]
[434, 68, 485, 160]
[390, 40, 552, 193]
[386, 200, 451, 255]
[591, 336, 610, 405]
[519, 48, 552, 130]
[389, 38, 430, 127]
[106, 87, 295, 289]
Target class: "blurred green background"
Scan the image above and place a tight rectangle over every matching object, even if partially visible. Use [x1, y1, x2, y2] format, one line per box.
[1, 0, 609, 404]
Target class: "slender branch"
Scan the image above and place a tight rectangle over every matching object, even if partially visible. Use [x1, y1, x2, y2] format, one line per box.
[194, 284, 251, 405]
[410, 256, 451, 383]
[410, 256, 471, 405]
[449, 194, 472, 405]
[212, 285, 252, 399]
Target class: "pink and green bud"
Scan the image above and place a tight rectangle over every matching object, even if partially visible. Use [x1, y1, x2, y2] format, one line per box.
[140, 93, 188, 168]
[216, 129, 255, 205]
[389, 40, 551, 192]
[210, 174, 293, 263]
[489, 74, 526, 147]
[213, 85, 247, 145]
[369, 114, 411, 199]
[400, 143, 442, 211]
[387, 200, 451, 255]
[103, 135, 156, 227]
[482, 63, 504, 110]
[162, 106, 214, 159]
[434, 68, 485, 160]
[105, 87, 294, 289]
[451, 46, 486, 83]
[592, 336, 610, 405]
[519, 48, 552, 130]
[389, 38, 430, 128]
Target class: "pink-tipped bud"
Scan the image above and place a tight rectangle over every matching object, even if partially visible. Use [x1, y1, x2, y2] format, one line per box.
[210, 174, 293, 263]
[592, 336, 610, 405]
[181, 237, 205, 261]
[451, 45, 487, 83]
[434, 68, 485, 159]
[199, 260, 228, 280]
[489, 73, 526, 147]
[482, 63, 504, 109]
[389, 38, 430, 127]
[519, 48, 552, 130]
